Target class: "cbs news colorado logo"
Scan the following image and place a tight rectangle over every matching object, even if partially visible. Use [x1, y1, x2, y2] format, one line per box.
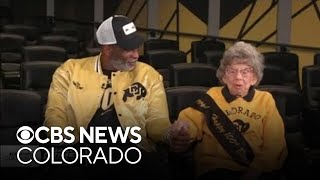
[15, 126, 143, 165]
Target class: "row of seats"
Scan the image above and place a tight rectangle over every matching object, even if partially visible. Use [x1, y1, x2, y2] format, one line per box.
[0, 33, 223, 92]
[1, 24, 225, 63]
[0, 85, 308, 144]
[1, 43, 69, 64]
[142, 46, 306, 92]
[0, 32, 88, 61]
[0, 30, 98, 90]
[0, 59, 305, 90]
[1, 61, 62, 100]
[0, 33, 226, 66]
[1, 62, 319, 137]
[1, 62, 319, 109]
[143, 38, 226, 64]
[1, 24, 84, 44]
[0, 85, 313, 178]
[2, 23, 320, 68]
[143, 38, 320, 66]
[2, 29, 317, 83]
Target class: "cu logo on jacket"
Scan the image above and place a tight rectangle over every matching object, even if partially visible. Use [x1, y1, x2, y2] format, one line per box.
[122, 82, 147, 102]
[233, 119, 250, 133]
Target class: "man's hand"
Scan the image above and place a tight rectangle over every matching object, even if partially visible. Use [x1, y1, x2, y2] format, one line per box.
[168, 120, 192, 152]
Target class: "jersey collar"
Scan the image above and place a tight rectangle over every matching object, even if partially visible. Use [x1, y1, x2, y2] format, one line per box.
[222, 86, 255, 103]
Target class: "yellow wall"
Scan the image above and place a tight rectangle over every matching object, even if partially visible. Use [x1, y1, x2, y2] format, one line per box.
[291, 0, 320, 69]
[219, 0, 319, 82]
[158, 0, 208, 62]
[220, 1, 277, 52]
[116, 0, 319, 79]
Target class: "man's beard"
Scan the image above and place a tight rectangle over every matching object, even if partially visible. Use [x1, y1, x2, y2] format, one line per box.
[110, 58, 135, 71]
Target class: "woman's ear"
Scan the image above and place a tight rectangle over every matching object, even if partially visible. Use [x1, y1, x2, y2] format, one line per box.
[251, 76, 258, 86]
[222, 75, 227, 84]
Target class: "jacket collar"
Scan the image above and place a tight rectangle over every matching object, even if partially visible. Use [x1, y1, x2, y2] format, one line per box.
[222, 86, 255, 103]
[94, 54, 103, 74]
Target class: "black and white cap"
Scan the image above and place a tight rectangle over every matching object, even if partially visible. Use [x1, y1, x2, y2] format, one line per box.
[96, 15, 144, 50]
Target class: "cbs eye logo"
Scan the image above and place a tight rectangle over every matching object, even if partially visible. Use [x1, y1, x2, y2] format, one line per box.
[16, 126, 34, 144]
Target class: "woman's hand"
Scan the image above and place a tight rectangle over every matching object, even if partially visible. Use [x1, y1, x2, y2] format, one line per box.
[167, 120, 192, 152]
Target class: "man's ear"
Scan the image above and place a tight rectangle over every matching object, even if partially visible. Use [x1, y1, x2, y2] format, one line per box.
[102, 45, 112, 56]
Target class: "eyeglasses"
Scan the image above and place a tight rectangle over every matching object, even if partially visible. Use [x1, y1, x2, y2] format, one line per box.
[225, 67, 254, 77]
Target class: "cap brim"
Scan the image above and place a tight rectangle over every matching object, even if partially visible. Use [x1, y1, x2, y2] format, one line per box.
[117, 34, 144, 50]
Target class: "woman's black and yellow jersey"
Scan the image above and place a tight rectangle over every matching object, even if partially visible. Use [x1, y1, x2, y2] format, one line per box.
[178, 86, 288, 176]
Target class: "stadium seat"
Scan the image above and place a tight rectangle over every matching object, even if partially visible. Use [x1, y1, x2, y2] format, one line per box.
[191, 39, 225, 63]
[144, 49, 187, 87]
[257, 85, 308, 179]
[314, 53, 320, 65]
[143, 49, 187, 69]
[259, 65, 284, 86]
[0, 33, 25, 89]
[203, 50, 224, 68]
[38, 35, 80, 58]
[144, 39, 179, 55]
[20, 61, 62, 104]
[262, 52, 301, 90]
[23, 45, 67, 62]
[165, 86, 209, 122]
[169, 63, 218, 87]
[302, 65, 320, 148]
[2, 24, 39, 45]
[0, 89, 43, 145]
[165, 86, 210, 180]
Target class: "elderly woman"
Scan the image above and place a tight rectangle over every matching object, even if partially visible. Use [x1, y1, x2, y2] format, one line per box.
[170, 41, 287, 180]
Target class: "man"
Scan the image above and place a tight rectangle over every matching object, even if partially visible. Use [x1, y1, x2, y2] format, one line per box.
[44, 15, 175, 177]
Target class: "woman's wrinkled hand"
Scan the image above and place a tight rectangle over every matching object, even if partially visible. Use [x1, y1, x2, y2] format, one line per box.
[168, 120, 192, 152]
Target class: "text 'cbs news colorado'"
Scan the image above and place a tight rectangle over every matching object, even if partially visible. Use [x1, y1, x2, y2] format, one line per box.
[0, 126, 143, 167]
